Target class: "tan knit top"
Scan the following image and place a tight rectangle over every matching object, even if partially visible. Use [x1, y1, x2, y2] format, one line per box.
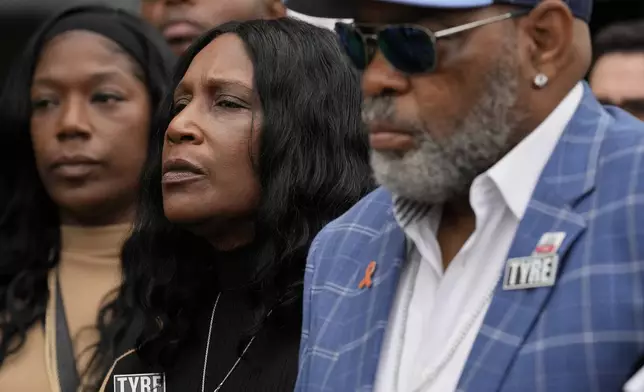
[0, 224, 130, 392]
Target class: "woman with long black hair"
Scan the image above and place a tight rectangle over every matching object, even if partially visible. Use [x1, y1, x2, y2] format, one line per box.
[100, 17, 372, 392]
[0, 6, 174, 391]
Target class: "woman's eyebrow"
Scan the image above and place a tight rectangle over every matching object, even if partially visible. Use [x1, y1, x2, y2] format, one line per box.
[202, 76, 253, 96]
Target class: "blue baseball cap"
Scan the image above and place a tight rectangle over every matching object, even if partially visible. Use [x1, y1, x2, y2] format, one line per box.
[286, 0, 592, 22]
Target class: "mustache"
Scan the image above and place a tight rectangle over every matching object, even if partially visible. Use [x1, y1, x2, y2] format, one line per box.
[362, 96, 396, 125]
[361, 96, 425, 135]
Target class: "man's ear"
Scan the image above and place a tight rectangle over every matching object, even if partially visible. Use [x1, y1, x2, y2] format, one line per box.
[265, 0, 287, 18]
[521, 0, 575, 82]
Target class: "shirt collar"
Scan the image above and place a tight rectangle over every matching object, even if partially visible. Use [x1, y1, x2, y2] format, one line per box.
[486, 82, 583, 219]
[393, 82, 584, 226]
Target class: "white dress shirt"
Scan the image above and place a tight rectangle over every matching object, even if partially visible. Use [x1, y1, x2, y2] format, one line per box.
[625, 366, 644, 392]
[374, 83, 584, 392]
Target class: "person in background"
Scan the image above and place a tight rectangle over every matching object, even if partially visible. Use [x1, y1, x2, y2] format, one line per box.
[0, 5, 173, 392]
[287, 9, 351, 30]
[141, 0, 287, 55]
[98, 17, 372, 392]
[288, 0, 644, 391]
[589, 20, 644, 120]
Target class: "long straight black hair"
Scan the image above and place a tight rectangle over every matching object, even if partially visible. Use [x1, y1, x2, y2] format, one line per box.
[0, 5, 174, 390]
[117, 17, 374, 367]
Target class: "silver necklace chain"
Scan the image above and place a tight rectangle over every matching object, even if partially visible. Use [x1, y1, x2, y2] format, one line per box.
[201, 293, 257, 392]
[413, 283, 497, 391]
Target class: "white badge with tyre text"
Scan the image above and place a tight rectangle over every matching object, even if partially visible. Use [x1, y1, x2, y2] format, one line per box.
[503, 232, 566, 291]
[113, 373, 165, 392]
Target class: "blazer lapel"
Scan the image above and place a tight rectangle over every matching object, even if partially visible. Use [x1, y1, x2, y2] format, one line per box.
[355, 217, 407, 390]
[321, 195, 407, 391]
[458, 84, 611, 392]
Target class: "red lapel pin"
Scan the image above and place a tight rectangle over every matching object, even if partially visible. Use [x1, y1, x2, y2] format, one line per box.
[359, 261, 377, 289]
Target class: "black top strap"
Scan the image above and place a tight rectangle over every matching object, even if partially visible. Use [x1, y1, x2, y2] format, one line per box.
[55, 272, 81, 392]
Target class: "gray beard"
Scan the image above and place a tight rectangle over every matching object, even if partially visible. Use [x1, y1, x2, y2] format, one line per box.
[365, 40, 522, 205]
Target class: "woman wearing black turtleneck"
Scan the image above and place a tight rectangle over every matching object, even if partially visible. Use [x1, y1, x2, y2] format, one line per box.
[105, 247, 301, 391]
[99, 18, 373, 392]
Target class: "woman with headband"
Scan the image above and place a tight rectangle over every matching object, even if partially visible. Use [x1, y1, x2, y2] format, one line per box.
[0, 6, 174, 391]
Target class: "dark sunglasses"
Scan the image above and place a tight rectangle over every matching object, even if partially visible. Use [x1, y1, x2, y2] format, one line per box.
[335, 10, 529, 74]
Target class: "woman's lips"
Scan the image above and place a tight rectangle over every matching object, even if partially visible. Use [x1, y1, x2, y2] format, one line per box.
[50, 155, 101, 179]
[51, 162, 100, 179]
[162, 157, 207, 185]
[162, 170, 206, 185]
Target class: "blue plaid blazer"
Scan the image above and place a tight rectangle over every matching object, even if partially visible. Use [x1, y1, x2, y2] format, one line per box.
[296, 85, 644, 392]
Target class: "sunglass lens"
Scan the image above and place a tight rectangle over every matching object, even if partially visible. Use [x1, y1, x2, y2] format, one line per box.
[379, 26, 436, 74]
[335, 23, 368, 70]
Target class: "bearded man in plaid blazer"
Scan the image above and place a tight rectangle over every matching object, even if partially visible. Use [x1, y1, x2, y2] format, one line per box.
[288, 0, 644, 391]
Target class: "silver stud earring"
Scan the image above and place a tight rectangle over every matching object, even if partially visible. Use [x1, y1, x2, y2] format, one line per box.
[533, 73, 549, 89]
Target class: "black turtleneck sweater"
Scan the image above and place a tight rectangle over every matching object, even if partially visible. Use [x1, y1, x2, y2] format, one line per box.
[100, 247, 301, 392]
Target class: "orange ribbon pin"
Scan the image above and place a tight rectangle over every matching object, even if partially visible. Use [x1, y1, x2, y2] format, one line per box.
[359, 261, 377, 289]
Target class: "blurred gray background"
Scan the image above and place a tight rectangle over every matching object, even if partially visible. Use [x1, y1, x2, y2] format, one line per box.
[2, 0, 138, 13]
[0, 0, 339, 85]
[0, 0, 138, 86]
[1, 0, 644, 86]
